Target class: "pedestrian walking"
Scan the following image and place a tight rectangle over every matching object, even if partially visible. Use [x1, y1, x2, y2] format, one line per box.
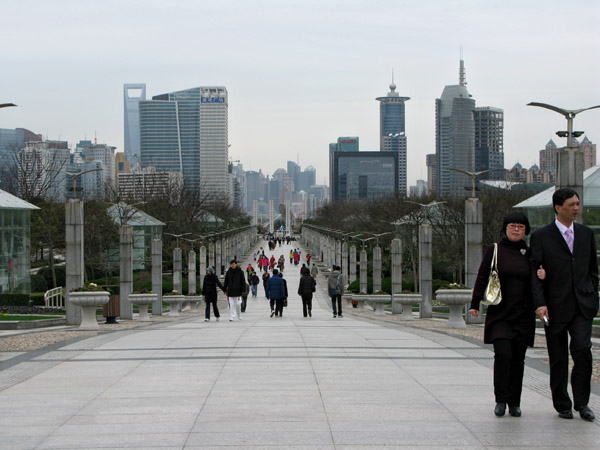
[289, 249, 294, 264]
[311, 263, 319, 279]
[328, 265, 344, 318]
[298, 267, 316, 317]
[223, 259, 247, 321]
[530, 188, 598, 421]
[265, 268, 288, 318]
[293, 250, 300, 266]
[262, 270, 270, 296]
[250, 271, 260, 297]
[469, 212, 545, 417]
[202, 266, 223, 321]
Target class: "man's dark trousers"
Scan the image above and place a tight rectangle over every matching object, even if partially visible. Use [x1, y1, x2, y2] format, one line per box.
[331, 294, 342, 316]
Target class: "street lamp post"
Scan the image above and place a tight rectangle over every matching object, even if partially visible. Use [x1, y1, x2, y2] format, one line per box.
[528, 102, 600, 221]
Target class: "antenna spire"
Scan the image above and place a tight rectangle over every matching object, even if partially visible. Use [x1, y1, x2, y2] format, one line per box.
[459, 47, 467, 87]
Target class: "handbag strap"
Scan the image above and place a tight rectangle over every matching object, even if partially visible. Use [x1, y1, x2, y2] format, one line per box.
[490, 243, 498, 271]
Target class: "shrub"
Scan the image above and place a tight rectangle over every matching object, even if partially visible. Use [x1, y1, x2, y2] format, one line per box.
[0, 294, 31, 306]
[30, 292, 46, 306]
[30, 274, 48, 293]
[36, 265, 66, 289]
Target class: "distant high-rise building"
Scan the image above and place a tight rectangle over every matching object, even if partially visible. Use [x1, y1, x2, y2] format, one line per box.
[75, 140, 117, 192]
[18, 140, 70, 201]
[329, 137, 359, 189]
[123, 83, 146, 165]
[0, 128, 42, 193]
[287, 161, 300, 188]
[331, 151, 399, 201]
[434, 59, 476, 196]
[474, 106, 504, 180]
[377, 79, 409, 195]
[137, 86, 229, 199]
[296, 166, 316, 192]
[539, 136, 596, 174]
[118, 167, 182, 201]
[115, 152, 131, 188]
[426, 153, 437, 193]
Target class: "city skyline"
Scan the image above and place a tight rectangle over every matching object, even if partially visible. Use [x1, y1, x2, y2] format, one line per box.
[2, 0, 599, 188]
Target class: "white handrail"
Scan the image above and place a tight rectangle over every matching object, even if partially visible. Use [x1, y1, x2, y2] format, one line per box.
[44, 287, 65, 308]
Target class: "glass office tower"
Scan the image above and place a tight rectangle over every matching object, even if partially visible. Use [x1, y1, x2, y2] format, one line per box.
[376, 82, 409, 196]
[138, 86, 229, 198]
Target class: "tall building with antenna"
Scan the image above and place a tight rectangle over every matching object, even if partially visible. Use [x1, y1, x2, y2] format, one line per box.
[376, 74, 409, 196]
[433, 58, 476, 196]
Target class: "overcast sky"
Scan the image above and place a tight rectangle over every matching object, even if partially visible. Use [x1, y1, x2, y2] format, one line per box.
[2, 0, 599, 187]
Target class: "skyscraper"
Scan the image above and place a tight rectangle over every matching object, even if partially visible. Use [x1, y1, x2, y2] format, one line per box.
[136, 86, 229, 198]
[474, 107, 504, 180]
[123, 84, 146, 166]
[434, 59, 476, 196]
[376, 79, 409, 195]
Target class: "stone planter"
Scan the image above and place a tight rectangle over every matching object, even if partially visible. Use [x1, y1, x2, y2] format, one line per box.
[434, 289, 472, 328]
[342, 293, 353, 306]
[364, 294, 391, 316]
[164, 295, 186, 317]
[186, 295, 203, 312]
[353, 294, 367, 311]
[129, 294, 157, 322]
[69, 291, 110, 330]
[392, 293, 422, 320]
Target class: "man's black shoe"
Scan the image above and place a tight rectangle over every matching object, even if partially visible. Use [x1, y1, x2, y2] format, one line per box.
[508, 406, 521, 417]
[558, 410, 573, 419]
[575, 405, 595, 422]
[494, 403, 506, 417]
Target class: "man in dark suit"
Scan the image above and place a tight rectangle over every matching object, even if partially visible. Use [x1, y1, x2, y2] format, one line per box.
[530, 188, 599, 421]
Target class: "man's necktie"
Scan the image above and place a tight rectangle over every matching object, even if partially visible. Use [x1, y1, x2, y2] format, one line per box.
[565, 228, 574, 254]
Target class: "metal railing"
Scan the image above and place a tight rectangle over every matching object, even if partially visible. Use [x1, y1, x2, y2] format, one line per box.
[44, 286, 64, 308]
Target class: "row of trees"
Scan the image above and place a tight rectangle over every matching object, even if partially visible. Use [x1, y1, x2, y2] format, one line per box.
[305, 184, 545, 287]
[28, 179, 250, 291]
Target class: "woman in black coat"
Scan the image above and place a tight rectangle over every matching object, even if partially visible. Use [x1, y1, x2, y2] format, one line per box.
[202, 266, 224, 321]
[470, 212, 545, 418]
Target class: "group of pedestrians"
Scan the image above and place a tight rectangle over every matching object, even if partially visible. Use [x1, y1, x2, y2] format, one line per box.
[470, 188, 597, 422]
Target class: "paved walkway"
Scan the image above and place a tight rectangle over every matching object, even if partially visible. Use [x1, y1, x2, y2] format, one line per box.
[1, 239, 600, 449]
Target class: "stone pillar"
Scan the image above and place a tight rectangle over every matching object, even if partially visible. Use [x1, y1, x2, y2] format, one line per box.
[199, 245, 207, 292]
[349, 245, 357, 284]
[285, 200, 291, 234]
[188, 250, 196, 295]
[252, 200, 258, 226]
[335, 239, 342, 267]
[208, 242, 215, 271]
[65, 199, 84, 325]
[120, 225, 133, 319]
[151, 238, 163, 315]
[419, 224, 433, 318]
[341, 241, 348, 287]
[373, 246, 382, 293]
[391, 239, 402, 295]
[465, 198, 484, 324]
[269, 200, 274, 234]
[215, 240, 222, 276]
[173, 247, 182, 294]
[558, 149, 584, 222]
[360, 249, 368, 294]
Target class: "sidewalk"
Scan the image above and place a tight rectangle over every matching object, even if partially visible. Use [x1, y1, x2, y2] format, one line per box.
[0, 239, 599, 449]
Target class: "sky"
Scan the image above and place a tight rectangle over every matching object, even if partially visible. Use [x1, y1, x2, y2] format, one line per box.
[2, 0, 599, 188]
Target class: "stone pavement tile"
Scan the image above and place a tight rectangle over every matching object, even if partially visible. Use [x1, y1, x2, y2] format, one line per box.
[36, 432, 188, 449]
[0, 435, 46, 450]
[1, 424, 57, 437]
[331, 428, 481, 447]
[77, 396, 204, 416]
[323, 403, 456, 422]
[478, 429, 600, 447]
[320, 388, 440, 405]
[186, 431, 334, 446]
[335, 446, 485, 450]
[193, 420, 331, 433]
[186, 446, 334, 450]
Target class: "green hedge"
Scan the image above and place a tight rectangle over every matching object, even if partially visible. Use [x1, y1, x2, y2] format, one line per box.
[0, 294, 31, 306]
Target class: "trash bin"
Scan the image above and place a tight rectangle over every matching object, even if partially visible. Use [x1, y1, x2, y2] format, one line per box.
[102, 285, 120, 324]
